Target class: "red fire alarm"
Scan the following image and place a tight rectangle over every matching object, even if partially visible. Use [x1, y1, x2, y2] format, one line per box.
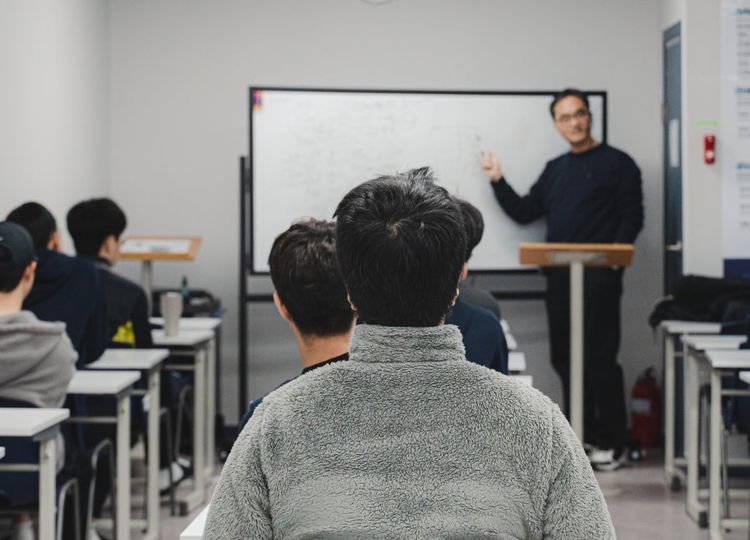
[704, 135, 716, 164]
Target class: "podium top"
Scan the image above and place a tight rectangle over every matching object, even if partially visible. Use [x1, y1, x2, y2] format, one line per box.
[120, 236, 201, 261]
[519, 243, 634, 267]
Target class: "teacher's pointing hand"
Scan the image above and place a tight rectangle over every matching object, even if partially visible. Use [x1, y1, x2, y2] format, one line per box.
[480, 151, 503, 183]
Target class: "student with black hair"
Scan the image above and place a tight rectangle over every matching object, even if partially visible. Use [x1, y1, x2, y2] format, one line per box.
[205, 168, 613, 539]
[67, 198, 152, 348]
[67, 198, 190, 493]
[446, 198, 508, 373]
[237, 218, 355, 432]
[481, 88, 644, 470]
[6, 202, 107, 367]
[0, 221, 76, 540]
[454, 199, 502, 319]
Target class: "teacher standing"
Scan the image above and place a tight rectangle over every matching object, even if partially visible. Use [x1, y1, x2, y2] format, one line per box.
[480, 88, 644, 471]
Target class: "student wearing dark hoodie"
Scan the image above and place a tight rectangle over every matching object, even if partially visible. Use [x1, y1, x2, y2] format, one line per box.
[0, 221, 76, 540]
[66, 198, 184, 492]
[66, 198, 152, 348]
[6, 202, 107, 367]
[446, 198, 509, 374]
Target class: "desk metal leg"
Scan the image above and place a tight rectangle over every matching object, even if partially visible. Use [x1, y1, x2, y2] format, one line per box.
[116, 396, 131, 540]
[710, 369, 723, 540]
[193, 349, 206, 504]
[686, 349, 707, 526]
[38, 437, 56, 540]
[140, 261, 153, 315]
[145, 369, 160, 540]
[169, 349, 208, 515]
[205, 338, 216, 478]
[570, 260, 584, 440]
[665, 334, 677, 486]
[682, 342, 690, 466]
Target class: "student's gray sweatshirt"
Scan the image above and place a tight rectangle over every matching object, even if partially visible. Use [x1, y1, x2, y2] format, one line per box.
[205, 324, 614, 539]
[0, 310, 76, 407]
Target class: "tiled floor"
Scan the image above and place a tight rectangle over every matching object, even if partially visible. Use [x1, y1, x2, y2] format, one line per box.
[155, 454, 749, 539]
[598, 457, 735, 540]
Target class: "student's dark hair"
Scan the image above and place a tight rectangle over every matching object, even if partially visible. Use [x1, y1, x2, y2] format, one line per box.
[6, 202, 57, 251]
[334, 167, 467, 327]
[550, 88, 590, 118]
[0, 247, 25, 293]
[67, 198, 127, 257]
[269, 218, 354, 337]
[454, 198, 484, 261]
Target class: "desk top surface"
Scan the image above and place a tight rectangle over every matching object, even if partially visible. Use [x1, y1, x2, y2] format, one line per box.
[68, 370, 141, 394]
[509, 374, 533, 386]
[682, 335, 747, 350]
[90, 349, 170, 370]
[152, 329, 214, 346]
[509, 351, 526, 372]
[150, 317, 222, 331]
[0, 408, 69, 437]
[704, 349, 750, 369]
[661, 320, 722, 335]
[180, 505, 210, 540]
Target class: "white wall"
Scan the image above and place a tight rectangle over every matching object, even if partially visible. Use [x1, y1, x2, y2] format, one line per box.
[0, 0, 109, 246]
[661, 0, 683, 28]
[109, 0, 663, 422]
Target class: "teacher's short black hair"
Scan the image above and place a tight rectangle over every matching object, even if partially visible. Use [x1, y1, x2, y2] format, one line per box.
[67, 198, 127, 257]
[6, 202, 57, 251]
[550, 88, 590, 118]
[334, 167, 466, 327]
[269, 218, 354, 337]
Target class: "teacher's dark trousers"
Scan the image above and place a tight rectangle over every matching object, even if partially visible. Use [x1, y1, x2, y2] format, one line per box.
[545, 267, 628, 451]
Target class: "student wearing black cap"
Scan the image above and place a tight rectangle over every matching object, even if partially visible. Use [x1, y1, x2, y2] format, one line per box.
[0, 220, 76, 406]
[0, 221, 76, 540]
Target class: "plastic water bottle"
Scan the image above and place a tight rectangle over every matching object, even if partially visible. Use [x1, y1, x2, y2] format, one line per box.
[181, 275, 189, 300]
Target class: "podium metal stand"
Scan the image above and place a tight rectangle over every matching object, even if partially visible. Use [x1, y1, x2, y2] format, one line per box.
[520, 243, 634, 440]
[120, 236, 202, 313]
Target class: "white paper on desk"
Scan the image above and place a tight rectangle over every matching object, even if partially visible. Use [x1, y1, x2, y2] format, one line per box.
[121, 239, 192, 254]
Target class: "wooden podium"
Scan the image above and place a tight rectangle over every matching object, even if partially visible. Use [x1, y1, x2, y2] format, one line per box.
[520, 243, 634, 440]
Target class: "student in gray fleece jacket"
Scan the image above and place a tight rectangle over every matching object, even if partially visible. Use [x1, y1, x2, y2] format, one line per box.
[0, 221, 76, 407]
[205, 169, 614, 539]
[0, 311, 76, 408]
[0, 220, 77, 539]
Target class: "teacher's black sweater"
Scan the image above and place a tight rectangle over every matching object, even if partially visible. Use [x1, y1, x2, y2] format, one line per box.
[491, 143, 644, 244]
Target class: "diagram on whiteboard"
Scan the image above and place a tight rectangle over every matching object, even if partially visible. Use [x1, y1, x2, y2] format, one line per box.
[250, 89, 605, 273]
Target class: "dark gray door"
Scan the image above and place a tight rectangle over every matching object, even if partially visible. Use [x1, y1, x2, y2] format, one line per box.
[664, 23, 683, 295]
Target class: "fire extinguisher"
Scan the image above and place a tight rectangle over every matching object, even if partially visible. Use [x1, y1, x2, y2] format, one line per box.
[631, 367, 661, 451]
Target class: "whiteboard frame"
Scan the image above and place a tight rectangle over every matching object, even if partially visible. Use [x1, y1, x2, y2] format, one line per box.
[247, 86, 608, 275]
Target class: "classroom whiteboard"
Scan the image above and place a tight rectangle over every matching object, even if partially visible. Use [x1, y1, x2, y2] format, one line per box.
[249, 88, 605, 273]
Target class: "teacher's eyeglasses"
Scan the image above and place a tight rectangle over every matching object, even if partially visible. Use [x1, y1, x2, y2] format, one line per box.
[555, 109, 589, 125]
